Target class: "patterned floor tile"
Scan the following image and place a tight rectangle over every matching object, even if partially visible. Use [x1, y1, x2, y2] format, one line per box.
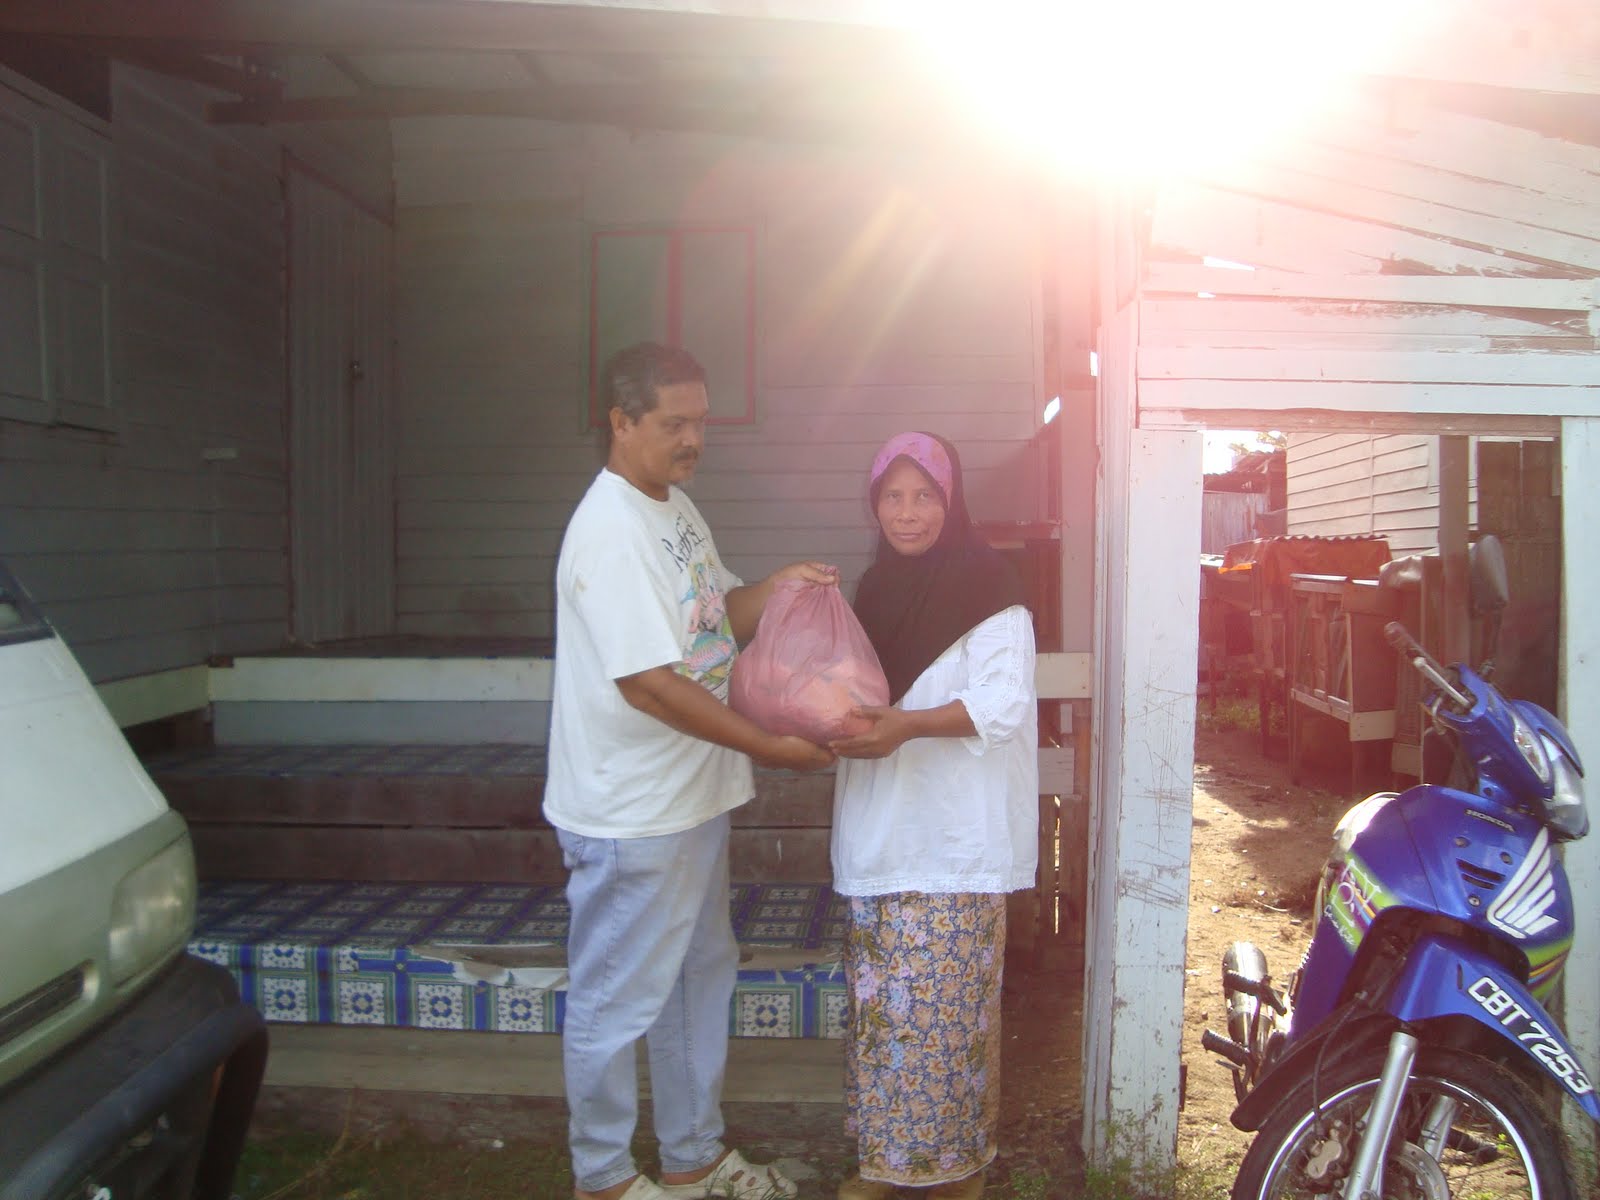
[337, 976, 395, 1025]
[191, 878, 845, 1037]
[734, 987, 802, 1037]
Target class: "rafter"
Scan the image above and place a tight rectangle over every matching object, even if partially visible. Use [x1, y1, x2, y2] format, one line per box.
[207, 82, 815, 139]
[202, 75, 973, 150]
[0, 1, 895, 64]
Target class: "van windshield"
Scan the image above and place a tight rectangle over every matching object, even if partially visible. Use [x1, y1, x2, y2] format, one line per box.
[0, 565, 50, 646]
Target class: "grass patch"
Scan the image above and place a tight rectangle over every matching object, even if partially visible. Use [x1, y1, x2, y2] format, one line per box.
[1194, 695, 1260, 736]
[237, 1128, 574, 1200]
[991, 1168, 1053, 1198]
[1077, 1157, 1236, 1200]
[236, 1129, 1069, 1199]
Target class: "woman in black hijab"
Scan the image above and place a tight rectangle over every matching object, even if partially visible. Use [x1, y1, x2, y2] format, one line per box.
[829, 432, 1040, 1200]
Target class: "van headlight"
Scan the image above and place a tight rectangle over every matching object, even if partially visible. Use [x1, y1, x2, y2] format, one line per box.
[107, 838, 197, 984]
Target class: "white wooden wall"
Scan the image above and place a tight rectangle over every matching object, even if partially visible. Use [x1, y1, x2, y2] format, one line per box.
[392, 118, 1057, 637]
[1084, 300, 1201, 1163]
[1137, 85, 1600, 434]
[1559, 417, 1600, 1160]
[1092, 76, 1600, 1167]
[0, 68, 285, 681]
[0, 65, 390, 682]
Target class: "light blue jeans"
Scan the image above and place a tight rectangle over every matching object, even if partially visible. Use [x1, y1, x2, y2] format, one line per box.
[558, 813, 736, 1193]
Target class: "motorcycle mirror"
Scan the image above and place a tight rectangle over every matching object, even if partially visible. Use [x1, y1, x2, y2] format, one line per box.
[1469, 535, 1510, 614]
[1469, 535, 1509, 673]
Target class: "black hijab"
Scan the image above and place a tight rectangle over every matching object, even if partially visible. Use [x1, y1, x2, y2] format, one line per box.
[853, 432, 1027, 703]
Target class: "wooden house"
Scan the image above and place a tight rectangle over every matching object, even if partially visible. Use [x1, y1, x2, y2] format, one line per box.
[2, 0, 1599, 1172]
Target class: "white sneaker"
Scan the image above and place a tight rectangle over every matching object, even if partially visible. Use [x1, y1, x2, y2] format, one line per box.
[613, 1177, 671, 1200]
[656, 1149, 799, 1200]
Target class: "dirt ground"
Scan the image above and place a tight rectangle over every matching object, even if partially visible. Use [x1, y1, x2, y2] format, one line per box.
[991, 718, 1346, 1194]
[1174, 722, 1347, 1184]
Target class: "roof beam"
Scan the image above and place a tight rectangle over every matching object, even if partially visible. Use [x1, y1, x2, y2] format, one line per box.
[210, 83, 719, 124]
[82, 40, 283, 97]
[0, 1, 894, 63]
[206, 82, 859, 142]
[203, 77, 981, 153]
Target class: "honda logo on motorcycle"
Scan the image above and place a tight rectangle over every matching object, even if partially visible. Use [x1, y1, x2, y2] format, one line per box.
[1468, 976, 1594, 1096]
[1486, 827, 1559, 940]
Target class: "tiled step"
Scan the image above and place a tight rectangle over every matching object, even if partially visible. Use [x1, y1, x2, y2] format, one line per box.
[189, 878, 848, 1040]
[147, 743, 835, 883]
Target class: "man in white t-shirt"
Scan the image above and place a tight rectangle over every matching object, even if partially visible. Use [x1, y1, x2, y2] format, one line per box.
[547, 342, 835, 1200]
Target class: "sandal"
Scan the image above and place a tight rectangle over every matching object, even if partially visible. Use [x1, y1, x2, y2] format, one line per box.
[657, 1148, 798, 1199]
[927, 1169, 985, 1199]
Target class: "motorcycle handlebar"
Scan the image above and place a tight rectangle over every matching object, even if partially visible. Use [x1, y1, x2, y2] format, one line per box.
[1385, 621, 1474, 713]
[1223, 969, 1287, 1014]
[1383, 621, 1427, 662]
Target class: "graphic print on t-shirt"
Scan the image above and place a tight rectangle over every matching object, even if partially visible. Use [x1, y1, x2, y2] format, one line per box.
[665, 517, 737, 697]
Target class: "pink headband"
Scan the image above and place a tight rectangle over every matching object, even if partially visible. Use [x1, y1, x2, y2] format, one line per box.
[870, 433, 953, 501]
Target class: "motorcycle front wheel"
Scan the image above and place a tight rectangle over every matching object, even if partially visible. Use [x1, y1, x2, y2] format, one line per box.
[1233, 1046, 1573, 1200]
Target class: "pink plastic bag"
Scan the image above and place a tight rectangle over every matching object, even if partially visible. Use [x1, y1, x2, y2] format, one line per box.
[729, 580, 890, 744]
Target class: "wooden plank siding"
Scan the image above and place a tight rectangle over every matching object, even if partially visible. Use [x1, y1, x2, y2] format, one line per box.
[1137, 83, 1600, 437]
[0, 66, 287, 680]
[392, 117, 1051, 637]
[1287, 433, 1433, 555]
[1283, 432, 1506, 557]
[1137, 80, 1600, 561]
[0, 64, 391, 683]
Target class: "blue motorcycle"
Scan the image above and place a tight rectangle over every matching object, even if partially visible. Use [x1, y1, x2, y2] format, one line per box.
[1206, 539, 1597, 1199]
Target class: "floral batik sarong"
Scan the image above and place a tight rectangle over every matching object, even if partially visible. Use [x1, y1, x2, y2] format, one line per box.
[842, 890, 1006, 1187]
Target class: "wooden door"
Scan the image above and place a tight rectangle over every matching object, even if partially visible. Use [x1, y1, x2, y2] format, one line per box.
[287, 160, 395, 644]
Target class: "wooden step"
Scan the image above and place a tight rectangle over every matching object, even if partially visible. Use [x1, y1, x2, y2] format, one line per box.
[149, 744, 834, 883]
[261, 1025, 843, 1101]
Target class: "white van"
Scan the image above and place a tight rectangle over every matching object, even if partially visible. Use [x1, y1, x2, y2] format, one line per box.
[0, 560, 266, 1199]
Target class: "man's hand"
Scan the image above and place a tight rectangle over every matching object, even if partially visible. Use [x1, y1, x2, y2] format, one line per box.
[616, 668, 836, 768]
[754, 734, 836, 772]
[726, 560, 839, 642]
[768, 560, 839, 588]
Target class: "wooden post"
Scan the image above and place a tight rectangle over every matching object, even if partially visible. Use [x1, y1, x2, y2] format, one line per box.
[1082, 302, 1201, 1168]
[1559, 418, 1600, 1182]
[1438, 435, 1471, 663]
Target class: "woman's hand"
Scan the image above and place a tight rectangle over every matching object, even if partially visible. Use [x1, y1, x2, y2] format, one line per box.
[829, 706, 913, 759]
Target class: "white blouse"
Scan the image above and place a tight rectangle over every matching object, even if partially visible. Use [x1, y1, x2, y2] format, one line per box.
[830, 604, 1039, 897]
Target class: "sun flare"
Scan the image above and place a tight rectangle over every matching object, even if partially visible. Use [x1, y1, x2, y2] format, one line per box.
[912, 0, 1443, 178]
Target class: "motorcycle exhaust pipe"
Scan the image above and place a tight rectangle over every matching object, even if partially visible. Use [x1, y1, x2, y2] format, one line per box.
[1223, 942, 1275, 1049]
